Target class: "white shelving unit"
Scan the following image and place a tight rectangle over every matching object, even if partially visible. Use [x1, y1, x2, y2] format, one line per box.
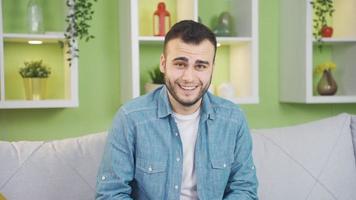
[280, 0, 356, 103]
[0, 0, 78, 109]
[119, 0, 259, 104]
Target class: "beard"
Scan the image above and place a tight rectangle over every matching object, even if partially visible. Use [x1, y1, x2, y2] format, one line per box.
[164, 74, 212, 107]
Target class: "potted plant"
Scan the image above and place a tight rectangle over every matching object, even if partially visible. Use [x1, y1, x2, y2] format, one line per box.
[144, 65, 165, 93]
[314, 61, 337, 95]
[65, 0, 98, 66]
[310, 0, 335, 50]
[19, 60, 51, 100]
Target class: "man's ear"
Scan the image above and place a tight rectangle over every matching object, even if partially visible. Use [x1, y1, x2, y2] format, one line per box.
[160, 54, 166, 73]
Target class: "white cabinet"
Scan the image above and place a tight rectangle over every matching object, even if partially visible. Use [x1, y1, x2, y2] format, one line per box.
[119, 0, 259, 104]
[280, 0, 356, 103]
[0, 0, 78, 108]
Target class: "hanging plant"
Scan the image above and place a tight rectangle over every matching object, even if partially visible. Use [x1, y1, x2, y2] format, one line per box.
[310, 0, 335, 51]
[65, 0, 98, 66]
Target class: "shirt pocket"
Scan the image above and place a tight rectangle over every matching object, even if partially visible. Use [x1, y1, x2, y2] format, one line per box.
[209, 158, 232, 198]
[135, 157, 167, 198]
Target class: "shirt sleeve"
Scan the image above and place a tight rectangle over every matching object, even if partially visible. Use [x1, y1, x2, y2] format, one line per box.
[96, 109, 135, 200]
[223, 112, 259, 200]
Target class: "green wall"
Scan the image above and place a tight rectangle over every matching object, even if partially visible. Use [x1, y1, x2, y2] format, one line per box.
[0, 0, 120, 141]
[1, 0, 355, 141]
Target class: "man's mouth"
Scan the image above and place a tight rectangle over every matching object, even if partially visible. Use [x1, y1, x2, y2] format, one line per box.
[179, 84, 198, 91]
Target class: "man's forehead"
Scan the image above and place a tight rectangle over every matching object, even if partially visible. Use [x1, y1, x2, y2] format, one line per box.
[166, 38, 214, 49]
[165, 38, 215, 57]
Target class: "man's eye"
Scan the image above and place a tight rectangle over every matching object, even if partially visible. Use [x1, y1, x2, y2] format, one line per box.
[175, 62, 186, 68]
[195, 64, 207, 70]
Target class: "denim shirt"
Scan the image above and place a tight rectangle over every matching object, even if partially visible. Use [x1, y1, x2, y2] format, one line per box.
[96, 86, 258, 200]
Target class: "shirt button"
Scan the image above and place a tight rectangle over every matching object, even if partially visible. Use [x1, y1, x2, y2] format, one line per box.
[148, 166, 153, 172]
[223, 163, 227, 168]
[175, 132, 178, 136]
[251, 165, 255, 170]
[174, 185, 179, 190]
[176, 157, 180, 162]
[101, 176, 106, 180]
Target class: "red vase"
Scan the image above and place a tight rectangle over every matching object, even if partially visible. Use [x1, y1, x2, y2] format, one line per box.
[321, 26, 333, 38]
[153, 2, 171, 36]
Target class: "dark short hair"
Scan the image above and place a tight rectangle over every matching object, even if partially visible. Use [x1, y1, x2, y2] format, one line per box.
[164, 20, 217, 62]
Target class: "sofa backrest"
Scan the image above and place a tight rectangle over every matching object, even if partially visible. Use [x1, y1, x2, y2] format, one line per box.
[351, 115, 356, 163]
[1, 114, 356, 200]
[0, 132, 107, 200]
[251, 113, 356, 200]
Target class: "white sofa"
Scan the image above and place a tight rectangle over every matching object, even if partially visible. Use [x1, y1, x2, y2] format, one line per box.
[1, 113, 355, 200]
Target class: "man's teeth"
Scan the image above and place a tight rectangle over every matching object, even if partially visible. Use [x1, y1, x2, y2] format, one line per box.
[181, 86, 196, 90]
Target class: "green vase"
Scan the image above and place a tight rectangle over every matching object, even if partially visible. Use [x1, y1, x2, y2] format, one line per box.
[213, 12, 234, 36]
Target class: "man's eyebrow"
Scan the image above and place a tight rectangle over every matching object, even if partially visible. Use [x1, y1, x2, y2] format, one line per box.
[172, 57, 188, 62]
[195, 60, 210, 65]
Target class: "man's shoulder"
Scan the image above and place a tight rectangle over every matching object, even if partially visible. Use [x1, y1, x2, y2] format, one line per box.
[208, 93, 245, 120]
[120, 90, 159, 115]
[208, 93, 241, 111]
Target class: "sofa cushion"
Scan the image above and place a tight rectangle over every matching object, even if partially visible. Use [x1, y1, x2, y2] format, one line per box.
[0, 132, 107, 200]
[351, 115, 356, 163]
[251, 113, 356, 200]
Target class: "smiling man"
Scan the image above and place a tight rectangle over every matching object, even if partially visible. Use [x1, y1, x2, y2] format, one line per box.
[96, 20, 258, 200]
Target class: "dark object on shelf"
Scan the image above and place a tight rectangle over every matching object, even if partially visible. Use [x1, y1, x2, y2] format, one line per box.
[212, 11, 234, 36]
[317, 70, 338, 95]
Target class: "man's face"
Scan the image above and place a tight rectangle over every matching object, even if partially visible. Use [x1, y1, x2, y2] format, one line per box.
[160, 38, 215, 109]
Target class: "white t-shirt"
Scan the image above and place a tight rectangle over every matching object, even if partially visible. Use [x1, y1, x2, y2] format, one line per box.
[173, 109, 201, 200]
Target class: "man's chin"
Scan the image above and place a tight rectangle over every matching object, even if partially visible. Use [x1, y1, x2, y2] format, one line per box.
[175, 96, 202, 107]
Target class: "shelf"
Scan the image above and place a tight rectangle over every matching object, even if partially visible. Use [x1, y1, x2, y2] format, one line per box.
[3, 32, 65, 43]
[217, 37, 252, 44]
[0, 0, 79, 109]
[0, 99, 78, 109]
[307, 96, 356, 104]
[280, 0, 356, 104]
[232, 96, 259, 104]
[313, 37, 356, 44]
[139, 36, 164, 44]
[120, 0, 259, 104]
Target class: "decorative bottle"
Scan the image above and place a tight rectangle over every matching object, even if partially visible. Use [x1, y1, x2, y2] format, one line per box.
[153, 2, 171, 36]
[27, 0, 44, 33]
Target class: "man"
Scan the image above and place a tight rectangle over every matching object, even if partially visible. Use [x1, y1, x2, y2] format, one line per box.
[96, 20, 258, 199]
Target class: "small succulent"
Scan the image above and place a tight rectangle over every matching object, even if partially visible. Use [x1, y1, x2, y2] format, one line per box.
[148, 65, 164, 84]
[19, 60, 51, 78]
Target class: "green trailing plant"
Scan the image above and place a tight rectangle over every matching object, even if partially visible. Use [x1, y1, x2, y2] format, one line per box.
[148, 65, 164, 84]
[19, 60, 51, 78]
[65, 0, 98, 66]
[310, 0, 335, 50]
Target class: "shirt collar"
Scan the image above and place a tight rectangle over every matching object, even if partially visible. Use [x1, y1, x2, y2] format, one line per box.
[157, 85, 215, 120]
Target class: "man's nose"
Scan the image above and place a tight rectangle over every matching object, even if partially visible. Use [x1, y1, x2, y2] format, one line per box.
[181, 66, 194, 81]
